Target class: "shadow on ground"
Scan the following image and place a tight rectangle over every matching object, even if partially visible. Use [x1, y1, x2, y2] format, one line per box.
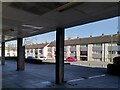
[2, 60, 120, 89]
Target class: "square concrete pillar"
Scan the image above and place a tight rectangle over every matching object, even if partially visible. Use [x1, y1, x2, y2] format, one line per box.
[1, 41, 5, 65]
[88, 44, 93, 61]
[17, 38, 25, 71]
[117, 32, 120, 55]
[76, 45, 80, 60]
[55, 28, 64, 84]
[102, 43, 105, 62]
[118, 3, 120, 55]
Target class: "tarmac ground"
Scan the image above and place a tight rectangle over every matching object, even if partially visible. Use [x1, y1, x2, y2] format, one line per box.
[2, 60, 120, 89]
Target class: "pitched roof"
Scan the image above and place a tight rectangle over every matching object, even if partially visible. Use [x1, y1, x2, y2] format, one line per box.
[5, 46, 17, 50]
[48, 34, 120, 47]
[25, 43, 48, 49]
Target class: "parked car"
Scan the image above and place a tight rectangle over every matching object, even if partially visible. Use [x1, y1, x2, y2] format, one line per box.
[39, 56, 47, 60]
[26, 56, 34, 60]
[66, 57, 77, 62]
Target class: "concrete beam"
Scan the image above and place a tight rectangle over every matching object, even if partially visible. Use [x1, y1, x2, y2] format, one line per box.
[55, 28, 64, 84]
[17, 38, 25, 71]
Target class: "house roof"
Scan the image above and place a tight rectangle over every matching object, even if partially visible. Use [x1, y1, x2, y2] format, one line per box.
[48, 33, 120, 47]
[25, 43, 48, 49]
[5, 46, 17, 50]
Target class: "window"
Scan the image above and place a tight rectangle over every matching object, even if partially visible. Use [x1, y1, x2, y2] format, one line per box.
[13, 53, 15, 56]
[94, 58, 102, 61]
[27, 49, 29, 53]
[93, 44, 102, 46]
[93, 51, 102, 54]
[48, 47, 52, 52]
[70, 46, 76, 51]
[64, 47, 67, 52]
[71, 51, 74, 53]
[35, 56, 37, 58]
[109, 51, 116, 54]
[112, 43, 117, 46]
[39, 49, 43, 54]
[80, 44, 87, 47]
[80, 51, 87, 56]
[35, 49, 38, 55]
[108, 43, 117, 46]
[7, 53, 10, 56]
[30, 49, 33, 53]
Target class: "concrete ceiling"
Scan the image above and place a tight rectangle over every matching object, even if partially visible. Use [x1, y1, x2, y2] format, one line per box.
[2, 2, 119, 42]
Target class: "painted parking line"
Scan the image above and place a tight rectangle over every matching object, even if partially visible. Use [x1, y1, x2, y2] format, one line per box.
[67, 78, 84, 83]
[88, 74, 105, 79]
[67, 74, 106, 83]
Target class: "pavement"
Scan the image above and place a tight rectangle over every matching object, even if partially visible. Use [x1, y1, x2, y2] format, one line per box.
[2, 60, 120, 89]
[70, 61, 111, 68]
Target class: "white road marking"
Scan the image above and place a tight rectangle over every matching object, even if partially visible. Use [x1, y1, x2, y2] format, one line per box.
[67, 74, 106, 83]
[67, 78, 84, 83]
[88, 74, 105, 79]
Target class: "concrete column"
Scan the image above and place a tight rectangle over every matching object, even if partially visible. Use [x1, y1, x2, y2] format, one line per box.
[25, 49, 27, 58]
[67, 46, 71, 57]
[52, 47, 55, 59]
[88, 44, 93, 61]
[79, 45, 81, 61]
[33, 49, 35, 58]
[17, 38, 25, 71]
[1, 41, 5, 65]
[37, 48, 39, 59]
[76, 45, 80, 60]
[104, 43, 109, 62]
[102, 43, 105, 62]
[55, 28, 64, 84]
[118, 7, 120, 55]
[117, 32, 120, 55]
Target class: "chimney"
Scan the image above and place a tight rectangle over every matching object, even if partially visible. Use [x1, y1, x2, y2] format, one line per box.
[77, 36, 79, 39]
[67, 36, 71, 40]
[117, 31, 120, 34]
[90, 35, 92, 37]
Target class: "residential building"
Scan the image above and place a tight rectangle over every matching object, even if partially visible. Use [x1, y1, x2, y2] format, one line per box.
[25, 42, 49, 59]
[0, 33, 119, 62]
[48, 33, 120, 62]
[0, 46, 17, 57]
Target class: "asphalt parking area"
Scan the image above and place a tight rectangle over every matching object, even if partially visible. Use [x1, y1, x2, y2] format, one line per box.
[2, 60, 120, 89]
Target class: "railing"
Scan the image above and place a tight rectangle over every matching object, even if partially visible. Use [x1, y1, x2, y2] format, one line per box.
[92, 54, 102, 58]
[80, 47, 88, 51]
[92, 46, 102, 51]
[108, 46, 120, 51]
[70, 47, 76, 51]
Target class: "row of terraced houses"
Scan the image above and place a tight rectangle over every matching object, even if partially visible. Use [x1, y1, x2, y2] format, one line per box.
[0, 33, 120, 62]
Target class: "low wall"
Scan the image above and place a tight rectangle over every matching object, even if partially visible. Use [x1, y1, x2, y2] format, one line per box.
[5, 57, 17, 60]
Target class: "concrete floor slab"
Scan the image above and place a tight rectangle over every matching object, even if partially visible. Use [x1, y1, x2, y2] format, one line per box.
[2, 60, 120, 89]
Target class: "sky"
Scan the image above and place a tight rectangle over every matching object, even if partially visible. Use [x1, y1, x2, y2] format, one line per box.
[6, 16, 119, 45]
[65, 17, 118, 38]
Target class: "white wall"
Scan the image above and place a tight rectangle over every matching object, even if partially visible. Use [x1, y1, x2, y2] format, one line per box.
[88, 44, 93, 61]
[43, 45, 49, 58]
[67, 46, 71, 57]
[76, 45, 80, 60]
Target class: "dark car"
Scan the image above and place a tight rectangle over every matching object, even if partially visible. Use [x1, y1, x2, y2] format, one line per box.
[26, 56, 34, 59]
